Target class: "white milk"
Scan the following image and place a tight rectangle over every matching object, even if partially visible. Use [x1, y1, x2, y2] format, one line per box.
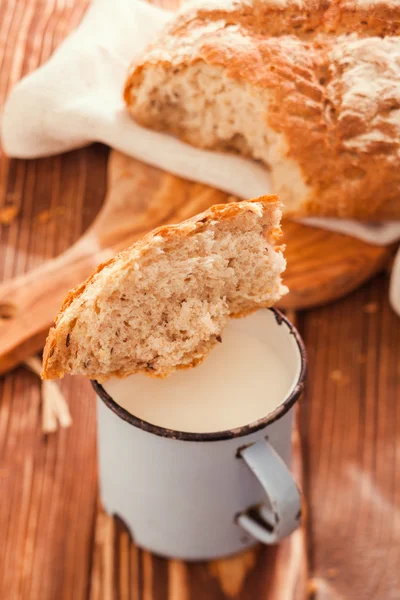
[103, 311, 295, 434]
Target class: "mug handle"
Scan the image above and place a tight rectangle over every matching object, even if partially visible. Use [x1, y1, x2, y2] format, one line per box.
[236, 438, 301, 544]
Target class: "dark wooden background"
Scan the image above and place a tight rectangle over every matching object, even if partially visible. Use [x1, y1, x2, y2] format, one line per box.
[1, 0, 399, 598]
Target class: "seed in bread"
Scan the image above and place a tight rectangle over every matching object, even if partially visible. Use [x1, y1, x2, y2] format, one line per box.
[42, 197, 286, 381]
[124, 0, 400, 220]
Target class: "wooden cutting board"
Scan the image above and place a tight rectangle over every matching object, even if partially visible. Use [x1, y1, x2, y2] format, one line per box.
[0, 150, 393, 375]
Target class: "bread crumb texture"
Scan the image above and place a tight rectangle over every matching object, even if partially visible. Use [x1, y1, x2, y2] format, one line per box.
[42, 197, 286, 381]
[125, 0, 400, 219]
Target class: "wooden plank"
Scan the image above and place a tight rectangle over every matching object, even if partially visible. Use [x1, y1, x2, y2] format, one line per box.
[0, 3, 108, 598]
[300, 273, 400, 600]
[0, 145, 108, 599]
[0, 373, 98, 599]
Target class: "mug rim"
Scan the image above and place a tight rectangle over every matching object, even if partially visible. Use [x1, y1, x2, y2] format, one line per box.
[92, 308, 307, 443]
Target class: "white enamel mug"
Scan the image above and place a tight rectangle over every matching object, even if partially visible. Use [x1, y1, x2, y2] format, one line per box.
[93, 308, 307, 561]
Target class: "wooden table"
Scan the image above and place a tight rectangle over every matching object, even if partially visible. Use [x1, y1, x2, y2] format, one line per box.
[1, 1, 399, 598]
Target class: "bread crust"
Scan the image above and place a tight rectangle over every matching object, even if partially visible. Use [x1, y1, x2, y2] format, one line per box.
[124, 0, 400, 220]
[42, 196, 284, 380]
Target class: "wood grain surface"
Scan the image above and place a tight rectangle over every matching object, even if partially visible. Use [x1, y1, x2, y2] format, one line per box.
[1, 0, 399, 599]
[301, 276, 400, 600]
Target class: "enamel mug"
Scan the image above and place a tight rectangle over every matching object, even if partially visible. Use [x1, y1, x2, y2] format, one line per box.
[93, 308, 307, 561]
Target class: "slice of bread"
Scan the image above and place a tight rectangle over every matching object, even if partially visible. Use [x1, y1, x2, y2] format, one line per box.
[42, 197, 286, 381]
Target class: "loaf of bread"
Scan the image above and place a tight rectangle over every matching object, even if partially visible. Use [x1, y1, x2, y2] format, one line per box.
[42, 197, 286, 381]
[124, 0, 400, 220]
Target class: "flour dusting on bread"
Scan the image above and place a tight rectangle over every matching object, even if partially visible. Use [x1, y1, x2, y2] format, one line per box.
[42, 197, 286, 381]
[125, 0, 400, 219]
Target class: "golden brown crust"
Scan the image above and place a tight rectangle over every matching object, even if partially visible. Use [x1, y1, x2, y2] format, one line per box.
[124, 0, 400, 220]
[325, 1, 400, 36]
[51, 195, 280, 324]
[42, 196, 281, 380]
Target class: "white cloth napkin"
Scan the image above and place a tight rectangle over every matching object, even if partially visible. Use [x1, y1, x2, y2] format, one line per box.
[2, 0, 400, 313]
